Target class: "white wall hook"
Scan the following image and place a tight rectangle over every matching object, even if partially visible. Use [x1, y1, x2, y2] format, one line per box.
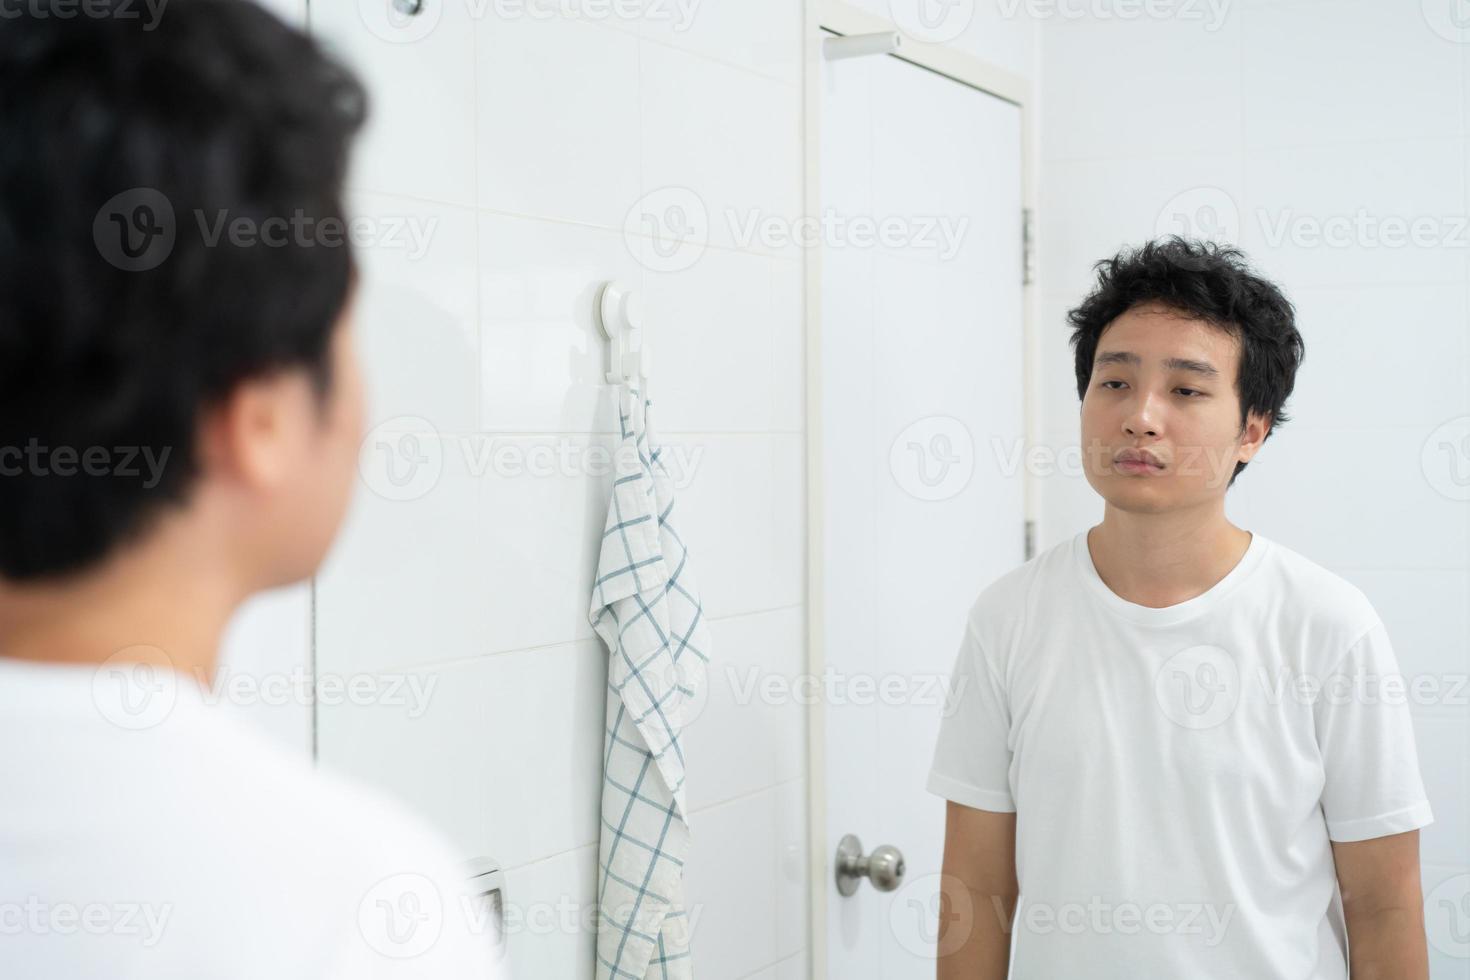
[596, 281, 648, 387]
[823, 32, 901, 61]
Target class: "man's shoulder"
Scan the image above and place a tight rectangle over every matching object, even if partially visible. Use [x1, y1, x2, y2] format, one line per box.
[1, 695, 506, 978]
[966, 533, 1072, 617]
[1255, 535, 1380, 631]
[1251, 537, 1385, 666]
[204, 712, 465, 874]
[960, 533, 1075, 649]
[190, 715, 506, 973]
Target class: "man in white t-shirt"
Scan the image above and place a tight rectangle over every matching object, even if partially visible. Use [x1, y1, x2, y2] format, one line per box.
[0, 3, 508, 978]
[928, 238, 1434, 979]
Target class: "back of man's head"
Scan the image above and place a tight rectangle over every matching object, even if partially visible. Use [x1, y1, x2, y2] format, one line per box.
[0, 0, 367, 582]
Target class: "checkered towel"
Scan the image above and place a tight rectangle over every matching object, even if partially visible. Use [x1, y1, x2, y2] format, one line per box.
[590, 383, 711, 980]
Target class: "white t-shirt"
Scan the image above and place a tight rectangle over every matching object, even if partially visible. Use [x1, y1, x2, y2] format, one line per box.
[0, 656, 511, 980]
[927, 529, 1433, 979]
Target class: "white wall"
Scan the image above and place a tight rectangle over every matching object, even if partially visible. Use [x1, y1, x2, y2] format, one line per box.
[215, 584, 314, 755]
[305, 2, 808, 978]
[1034, 4, 1469, 975]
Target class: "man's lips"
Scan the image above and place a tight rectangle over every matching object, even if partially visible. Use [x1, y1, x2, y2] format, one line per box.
[1114, 449, 1165, 470]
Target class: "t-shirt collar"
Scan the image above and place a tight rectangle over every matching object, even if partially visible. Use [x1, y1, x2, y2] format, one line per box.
[1073, 528, 1270, 627]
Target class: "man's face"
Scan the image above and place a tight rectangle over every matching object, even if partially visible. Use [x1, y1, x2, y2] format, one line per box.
[249, 290, 366, 588]
[1079, 301, 1264, 512]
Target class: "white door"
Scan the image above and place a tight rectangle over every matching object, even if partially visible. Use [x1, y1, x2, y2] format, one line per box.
[819, 34, 1026, 979]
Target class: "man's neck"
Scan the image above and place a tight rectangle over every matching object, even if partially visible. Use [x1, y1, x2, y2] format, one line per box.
[0, 521, 239, 686]
[1086, 507, 1252, 610]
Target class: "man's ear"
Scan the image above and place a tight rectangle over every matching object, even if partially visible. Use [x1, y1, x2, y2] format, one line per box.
[195, 372, 307, 492]
[1238, 409, 1273, 463]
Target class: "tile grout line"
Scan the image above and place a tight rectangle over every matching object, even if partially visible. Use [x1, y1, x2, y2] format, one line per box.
[367, 601, 805, 676]
[341, 192, 807, 265]
[499, 774, 807, 876]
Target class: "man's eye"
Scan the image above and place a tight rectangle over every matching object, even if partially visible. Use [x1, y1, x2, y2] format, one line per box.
[1177, 388, 1202, 397]
[1100, 380, 1124, 389]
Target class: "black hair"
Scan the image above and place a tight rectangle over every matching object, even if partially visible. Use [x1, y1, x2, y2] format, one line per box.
[0, 0, 368, 581]
[1066, 236, 1305, 487]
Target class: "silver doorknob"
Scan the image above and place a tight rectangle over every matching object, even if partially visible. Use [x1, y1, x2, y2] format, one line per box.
[835, 833, 905, 896]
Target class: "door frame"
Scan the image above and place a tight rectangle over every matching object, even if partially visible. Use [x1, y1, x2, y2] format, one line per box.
[801, 4, 1037, 975]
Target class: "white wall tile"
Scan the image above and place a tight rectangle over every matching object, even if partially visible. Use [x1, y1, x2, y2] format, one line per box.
[1240, 138, 1467, 289]
[683, 608, 806, 812]
[685, 789, 776, 980]
[479, 434, 615, 654]
[1240, 0, 1463, 150]
[501, 844, 600, 980]
[639, 248, 802, 433]
[314, 1, 477, 206]
[349, 191, 478, 434]
[318, 431, 488, 675]
[1463, 39, 1470, 138]
[1038, 152, 1246, 302]
[321, 424, 616, 671]
[769, 258, 806, 432]
[478, 212, 638, 434]
[674, 433, 805, 619]
[639, 0, 802, 86]
[477, 16, 642, 228]
[684, 779, 808, 980]
[1037, 290, 1084, 434]
[1232, 426, 1470, 571]
[740, 951, 808, 980]
[1041, 11, 1241, 163]
[772, 778, 810, 961]
[639, 41, 802, 256]
[215, 583, 313, 756]
[1284, 284, 1468, 430]
[316, 640, 607, 868]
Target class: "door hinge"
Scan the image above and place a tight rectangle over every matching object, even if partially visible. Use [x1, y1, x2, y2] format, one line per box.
[1022, 207, 1035, 286]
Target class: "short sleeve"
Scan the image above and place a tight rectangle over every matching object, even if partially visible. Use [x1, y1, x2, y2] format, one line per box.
[1314, 620, 1434, 843]
[925, 619, 1015, 813]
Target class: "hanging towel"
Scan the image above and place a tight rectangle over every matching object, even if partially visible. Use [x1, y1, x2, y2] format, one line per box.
[590, 383, 711, 980]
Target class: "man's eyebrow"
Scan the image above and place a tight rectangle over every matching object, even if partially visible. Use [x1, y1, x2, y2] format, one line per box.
[1094, 350, 1220, 379]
